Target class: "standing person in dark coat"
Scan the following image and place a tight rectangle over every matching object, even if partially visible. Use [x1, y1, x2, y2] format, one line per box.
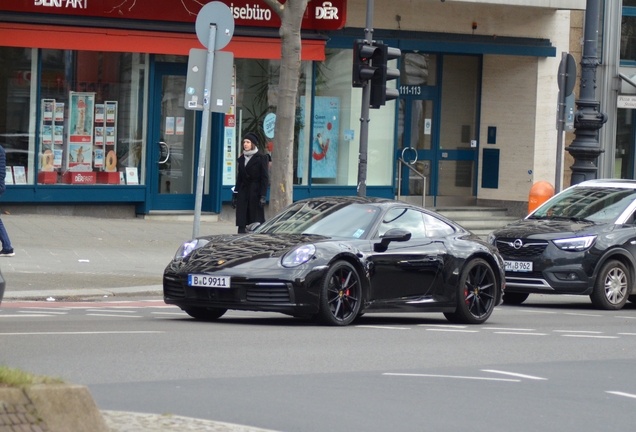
[232, 132, 269, 233]
[0, 145, 14, 256]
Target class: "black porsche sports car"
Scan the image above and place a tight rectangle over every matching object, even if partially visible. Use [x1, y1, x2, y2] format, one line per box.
[163, 196, 505, 326]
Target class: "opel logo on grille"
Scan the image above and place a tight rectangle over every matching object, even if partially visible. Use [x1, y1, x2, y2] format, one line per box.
[513, 239, 523, 249]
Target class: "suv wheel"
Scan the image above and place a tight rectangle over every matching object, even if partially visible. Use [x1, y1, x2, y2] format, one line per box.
[590, 260, 629, 310]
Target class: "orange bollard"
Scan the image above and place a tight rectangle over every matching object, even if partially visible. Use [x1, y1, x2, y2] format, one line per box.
[528, 181, 555, 214]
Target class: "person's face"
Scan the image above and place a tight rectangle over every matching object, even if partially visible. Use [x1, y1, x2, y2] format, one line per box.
[243, 139, 254, 151]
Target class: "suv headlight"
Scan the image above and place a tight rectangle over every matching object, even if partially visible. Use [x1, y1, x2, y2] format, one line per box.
[487, 232, 496, 245]
[175, 239, 209, 260]
[553, 235, 596, 251]
[282, 244, 316, 268]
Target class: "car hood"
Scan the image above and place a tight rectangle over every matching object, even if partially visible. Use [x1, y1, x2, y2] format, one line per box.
[492, 218, 606, 240]
[178, 233, 331, 272]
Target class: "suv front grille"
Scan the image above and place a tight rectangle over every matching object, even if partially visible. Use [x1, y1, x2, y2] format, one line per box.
[496, 239, 548, 259]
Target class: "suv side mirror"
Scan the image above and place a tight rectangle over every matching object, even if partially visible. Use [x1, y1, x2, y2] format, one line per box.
[374, 228, 411, 252]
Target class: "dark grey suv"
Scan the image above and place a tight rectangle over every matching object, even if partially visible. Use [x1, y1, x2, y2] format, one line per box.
[488, 179, 636, 310]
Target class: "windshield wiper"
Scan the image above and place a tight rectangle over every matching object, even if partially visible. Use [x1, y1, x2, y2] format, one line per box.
[544, 215, 592, 223]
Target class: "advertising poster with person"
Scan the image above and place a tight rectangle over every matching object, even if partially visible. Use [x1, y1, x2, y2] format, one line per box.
[297, 96, 340, 179]
[68, 92, 95, 170]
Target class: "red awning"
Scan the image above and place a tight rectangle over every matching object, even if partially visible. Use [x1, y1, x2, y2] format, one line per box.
[0, 23, 325, 61]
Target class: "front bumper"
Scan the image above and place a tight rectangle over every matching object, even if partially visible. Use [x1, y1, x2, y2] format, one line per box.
[163, 268, 324, 315]
[505, 264, 593, 294]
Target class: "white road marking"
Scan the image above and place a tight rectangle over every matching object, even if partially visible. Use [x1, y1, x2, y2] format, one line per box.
[425, 328, 479, 333]
[0, 331, 164, 335]
[617, 333, 636, 336]
[85, 314, 143, 318]
[418, 324, 468, 328]
[86, 309, 138, 313]
[606, 391, 636, 399]
[561, 334, 619, 339]
[356, 325, 411, 330]
[493, 332, 547, 336]
[483, 327, 535, 331]
[553, 330, 603, 334]
[564, 313, 602, 317]
[383, 373, 519, 382]
[18, 311, 68, 315]
[20, 307, 71, 311]
[481, 369, 548, 380]
[151, 312, 187, 315]
[0, 314, 53, 318]
[616, 316, 636, 320]
[518, 310, 557, 314]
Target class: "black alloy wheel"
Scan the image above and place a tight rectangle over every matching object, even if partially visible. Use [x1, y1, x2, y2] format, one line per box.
[444, 258, 497, 324]
[183, 307, 227, 321]
[316, 261, 362, 326]
[502, 292, 530, 305]
[590, 259, 629, 310]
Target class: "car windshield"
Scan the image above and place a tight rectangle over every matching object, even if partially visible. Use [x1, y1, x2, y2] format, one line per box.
[254, 201, 380, 238]
[532, 186, 636, 223]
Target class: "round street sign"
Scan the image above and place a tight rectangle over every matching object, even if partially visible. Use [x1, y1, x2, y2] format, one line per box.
[558, 53, 577, 97]
[195, 1, 235, 50]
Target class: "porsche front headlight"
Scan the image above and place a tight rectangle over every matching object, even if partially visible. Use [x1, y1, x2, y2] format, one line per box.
[282, 244, 316, 268]
[175, 239, 209, 260]
[553, 235, 596, 251]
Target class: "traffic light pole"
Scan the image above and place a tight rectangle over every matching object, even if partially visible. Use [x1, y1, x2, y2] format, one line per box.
[356, 0, 374, 197]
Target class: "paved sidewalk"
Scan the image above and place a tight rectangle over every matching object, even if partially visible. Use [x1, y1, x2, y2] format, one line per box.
[0, 213, 280, 432]
[0, 213, 236, 300]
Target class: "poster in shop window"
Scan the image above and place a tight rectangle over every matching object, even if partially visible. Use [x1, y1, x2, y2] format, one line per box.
[297, 96, 340, 179]
[68, 92, 95, 171]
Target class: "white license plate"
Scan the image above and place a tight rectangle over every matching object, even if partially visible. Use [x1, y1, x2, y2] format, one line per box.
[504, 260, 533, 272]
[188, 274, 231, 288]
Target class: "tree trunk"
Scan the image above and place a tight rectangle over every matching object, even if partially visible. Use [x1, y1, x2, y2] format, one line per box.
[262, 0, 309, 216]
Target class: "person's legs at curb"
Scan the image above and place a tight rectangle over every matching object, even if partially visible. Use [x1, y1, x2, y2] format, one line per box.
[0, 218, 14, 256]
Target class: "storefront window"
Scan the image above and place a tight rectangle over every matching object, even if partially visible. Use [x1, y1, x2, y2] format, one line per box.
[0, 47, 35, 184]
[234, 58, 312, 186]
[1, 48, 147, 186]
[35, 50, 147, 185]
[303, 48, 396, 187]
[621, 6, 636, 62]
[616, 109, 635, 179]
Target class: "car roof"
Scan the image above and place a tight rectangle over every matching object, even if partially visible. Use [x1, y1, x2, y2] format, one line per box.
[576, 179, 636, 189]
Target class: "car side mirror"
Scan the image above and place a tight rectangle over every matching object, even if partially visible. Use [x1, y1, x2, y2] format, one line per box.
[374, 228, 412, 252]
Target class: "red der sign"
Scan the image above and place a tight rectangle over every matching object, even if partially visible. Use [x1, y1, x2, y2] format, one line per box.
[4, 0, 346, 31]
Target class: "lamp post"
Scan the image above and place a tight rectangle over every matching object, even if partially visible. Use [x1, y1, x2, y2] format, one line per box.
[565, 0, 608, 185]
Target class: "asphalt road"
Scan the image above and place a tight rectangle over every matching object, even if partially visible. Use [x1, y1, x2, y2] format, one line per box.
[2, 294, 636, 431]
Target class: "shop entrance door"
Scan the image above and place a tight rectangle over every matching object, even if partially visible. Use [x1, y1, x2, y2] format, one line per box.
[397, 54, 479, 207]
[397, 90, 437, 207]
[148, 63, 199, 210]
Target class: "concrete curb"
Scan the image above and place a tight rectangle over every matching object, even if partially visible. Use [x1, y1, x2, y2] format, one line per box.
[2, 285, 163, 301]
[0, 384, 109, 432]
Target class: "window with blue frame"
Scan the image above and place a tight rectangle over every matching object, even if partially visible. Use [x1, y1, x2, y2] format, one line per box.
[0, 47, 149, 186]
[622, 1, 636, 63]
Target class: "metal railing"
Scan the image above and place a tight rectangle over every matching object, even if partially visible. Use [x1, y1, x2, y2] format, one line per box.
[396, 147, 426, 207]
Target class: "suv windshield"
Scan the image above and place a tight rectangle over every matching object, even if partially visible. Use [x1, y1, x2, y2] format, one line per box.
[532, 186, 636, 223]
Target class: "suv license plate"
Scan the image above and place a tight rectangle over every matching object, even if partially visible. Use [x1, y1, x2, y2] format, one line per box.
[188, 274, 231, 288]
[505, 261, 533, 272]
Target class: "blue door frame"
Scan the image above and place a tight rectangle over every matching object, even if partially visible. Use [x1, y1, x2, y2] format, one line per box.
[140, 60, 224, 214]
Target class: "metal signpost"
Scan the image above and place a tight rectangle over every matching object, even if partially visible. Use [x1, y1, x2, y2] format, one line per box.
[556, 52, 576, 193]
[189, 2, 234, 238]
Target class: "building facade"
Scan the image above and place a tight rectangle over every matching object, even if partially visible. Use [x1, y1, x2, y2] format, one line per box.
[0, 0, 585, 216]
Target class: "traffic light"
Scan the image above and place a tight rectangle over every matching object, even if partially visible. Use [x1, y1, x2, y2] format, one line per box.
[369, 42, 401, 108]
[352, 39, 378, 88]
